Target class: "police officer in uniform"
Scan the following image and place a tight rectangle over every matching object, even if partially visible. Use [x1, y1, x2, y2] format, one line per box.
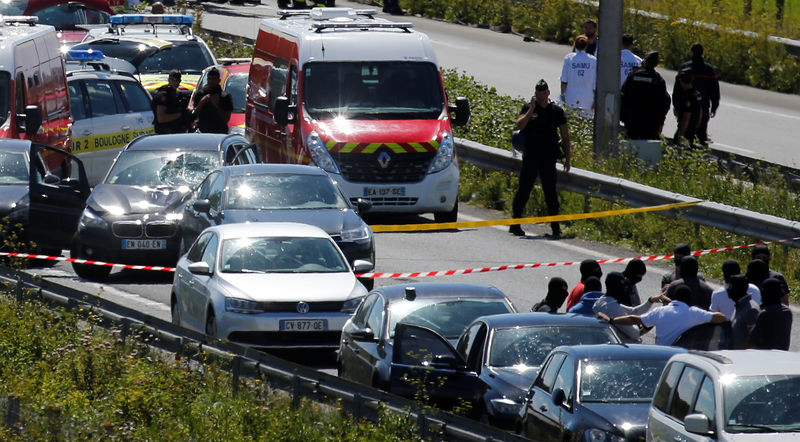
[192, 67, 233, 134]
[152, 69, 188, 134]
[620, 51, 671, 140]
[672, 67, 703, 147]
[674, 43, 720, 145]
[509, 79, 571, 238]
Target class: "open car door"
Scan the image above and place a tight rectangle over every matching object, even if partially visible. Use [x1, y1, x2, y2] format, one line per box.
[390, 323, 481, 409]
[28, 144, 90, 253]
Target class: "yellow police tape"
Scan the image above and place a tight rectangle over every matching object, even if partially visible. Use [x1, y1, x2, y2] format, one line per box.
[370, 200, 702, 232]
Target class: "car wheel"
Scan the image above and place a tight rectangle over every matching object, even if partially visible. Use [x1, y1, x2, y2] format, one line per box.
[433, 200, 458, 223]
[70, 241, 111, 281]
[171, 293, 181, 326]
[205, 307, 217, 338]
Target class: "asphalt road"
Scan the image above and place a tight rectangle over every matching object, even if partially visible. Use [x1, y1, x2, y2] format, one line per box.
[198, 0, 800, 168]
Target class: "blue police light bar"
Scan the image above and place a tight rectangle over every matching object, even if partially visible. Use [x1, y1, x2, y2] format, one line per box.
[66, 49, 105, 61]
[110, 14, 193, 25]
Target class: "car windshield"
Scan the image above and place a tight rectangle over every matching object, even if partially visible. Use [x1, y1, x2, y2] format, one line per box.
[105, 150, 221, 188]
[389, 299, 511, 340]
[302, 61, 444, 120]
[73, 40, 213, 74]
[724, 375, 800, 433]
[0, 71, 10, 127]
[220, 236, 348, 274]
[27, 3, 110, 29]
[224, 72, 247, 113]
[579, 359, 668, 403]
[488, 326, 617, 368]
[0, 151, 29, 185]
[227, 173, 348, 210]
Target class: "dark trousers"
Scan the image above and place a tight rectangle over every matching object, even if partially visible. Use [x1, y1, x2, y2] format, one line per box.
[696, 106, 711, 145]
[512, 157, 560, 233]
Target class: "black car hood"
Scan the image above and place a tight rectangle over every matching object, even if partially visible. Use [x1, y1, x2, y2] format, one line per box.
[581, 402, 650, 431]
[0, 185, 28, 217]
[223, 208, 360, 236]
[88, 184, 190, 216]
[486, 366, 540, 398]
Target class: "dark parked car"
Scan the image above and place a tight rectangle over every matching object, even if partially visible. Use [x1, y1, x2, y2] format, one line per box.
[390, 313, 621, 428]
[70, 133, 259, 280]
[181, 164, 375, 288]
[0, 140, 90, 256]
[337, 283, 516, 390]
[517, 344, 687, 441]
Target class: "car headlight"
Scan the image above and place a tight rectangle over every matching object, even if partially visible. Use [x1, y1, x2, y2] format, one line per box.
[340, 224, 371, 242]
[585, 428, 625, 442]
[225, 298, 264, 314]
[78, 208, 108, 230]
[427, 131, 454, 173]
[489, 398, 521, 416]
[341, 296, 364, 313]
[307, 131, 340, 174]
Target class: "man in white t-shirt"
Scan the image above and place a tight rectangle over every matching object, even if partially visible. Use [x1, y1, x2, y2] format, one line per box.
[620, 34, 642, 87]
[560, 35, 597, 118]
[599, 284, 726, 346]
[710, 259, 762, 319]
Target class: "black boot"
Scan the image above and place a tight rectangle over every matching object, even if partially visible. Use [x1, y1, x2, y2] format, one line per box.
[509, 224, 525, 236]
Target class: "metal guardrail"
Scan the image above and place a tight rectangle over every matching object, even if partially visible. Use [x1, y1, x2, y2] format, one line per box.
[0, 266, 527, 442]
[455, 138, 800, 247]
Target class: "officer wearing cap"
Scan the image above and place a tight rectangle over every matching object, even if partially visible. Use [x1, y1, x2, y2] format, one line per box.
[509, 79, 571, 238]
[192, 67, 233, 134]
[152, 69, 189, 134]
[672, 66, 703, 147]
[620, 50, 671, 140]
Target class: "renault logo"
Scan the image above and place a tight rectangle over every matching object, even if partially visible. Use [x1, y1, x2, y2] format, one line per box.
[296, 301, 310, 314]
[377, 151, 391, 169]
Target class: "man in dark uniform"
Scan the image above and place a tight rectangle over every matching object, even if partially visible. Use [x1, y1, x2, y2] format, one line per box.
[672, 67, 703, 147]
[152, 70, 188, 134]
[509, 79, 571, 238]
[674, 43, 720, 145]
[620, 51, 671, 140]
[192, 68, 233, 134]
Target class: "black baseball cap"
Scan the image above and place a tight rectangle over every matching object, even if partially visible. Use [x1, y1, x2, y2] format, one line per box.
[535, 79, 549, 91]
[208, 67, 221, 77]
[168, 69, 181, 81]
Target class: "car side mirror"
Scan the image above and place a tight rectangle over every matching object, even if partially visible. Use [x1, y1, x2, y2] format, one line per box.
[350, 327, 376, 342]
[274, 96, 295, 126]
[188, 261, 212, 275]
[352, 259, 373, 274]
[684, 413, 712, 435]
[355, 198, 372, 214]
[192, 199, 211, 214]
[552, 388, 566, 407]
[448, 96, 470, 126]
[23, 105, 42, 136]
[44, 173, 60, 185]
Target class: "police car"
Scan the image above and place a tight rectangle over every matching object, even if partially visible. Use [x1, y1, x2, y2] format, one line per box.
[66, 49, 155, 185]
[71, 14, 216, 101]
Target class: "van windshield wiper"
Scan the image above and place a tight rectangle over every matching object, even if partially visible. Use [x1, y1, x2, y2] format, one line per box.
[727, 423, 783, 433]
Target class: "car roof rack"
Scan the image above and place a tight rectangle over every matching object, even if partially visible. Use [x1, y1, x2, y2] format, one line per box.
[688, 350, 733, 365]
[277, 8, 379, 20]
[0, 15, 39, 26]
[311, 22, 413, 33]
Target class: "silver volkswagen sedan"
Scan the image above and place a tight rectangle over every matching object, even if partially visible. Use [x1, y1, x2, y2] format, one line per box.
[170, 222, 370, 349]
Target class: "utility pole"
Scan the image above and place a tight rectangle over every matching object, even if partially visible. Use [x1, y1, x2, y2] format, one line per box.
[593, 0, 623, 159]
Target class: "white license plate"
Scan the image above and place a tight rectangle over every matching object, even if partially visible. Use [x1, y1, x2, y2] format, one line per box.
[280, 319, 328, 331]
[122, 239, 167, 250]
[363, 186, 405, 197]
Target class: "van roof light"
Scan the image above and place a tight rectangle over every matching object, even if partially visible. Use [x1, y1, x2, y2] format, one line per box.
[312, 22, 413, 32]
[277, 8, 378, 20]
[110, 14, 193, 26]
[66, 49, 105, 61]
[0, 15, 39, 26]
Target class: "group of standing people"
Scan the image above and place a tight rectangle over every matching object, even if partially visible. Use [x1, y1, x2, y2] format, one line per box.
[152, 68, 233, 135]
[533, 243, 792, 351]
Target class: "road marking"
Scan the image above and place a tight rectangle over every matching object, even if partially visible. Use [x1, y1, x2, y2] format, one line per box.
[431, 39, 470, 50]
[724, 102, 800, 120]
[712, 142, 755, 155]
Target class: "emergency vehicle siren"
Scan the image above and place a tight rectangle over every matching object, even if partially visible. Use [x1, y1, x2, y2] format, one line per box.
[66, 49, 105, 62]
[109, 14, 193, 26]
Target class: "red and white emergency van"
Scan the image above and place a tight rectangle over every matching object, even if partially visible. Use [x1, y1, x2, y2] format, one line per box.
[0, 15, 71, 149]
[245, 8, 470, 222]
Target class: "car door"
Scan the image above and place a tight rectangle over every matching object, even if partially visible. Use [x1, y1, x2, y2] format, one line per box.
[175, 231, 212, 331]
[389, 323, 481, 408]
[339, 293, 377, 382]
[184, 232, 218, 332]
[115, 79, 154, 141]
[341, 294, 385, 385]
[77, 79, 128, 185]
[28, 143, 90, 252]
[651, 365, 707, 442]
[182, 171, 223, 248]
[523, 352, 567, 441]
